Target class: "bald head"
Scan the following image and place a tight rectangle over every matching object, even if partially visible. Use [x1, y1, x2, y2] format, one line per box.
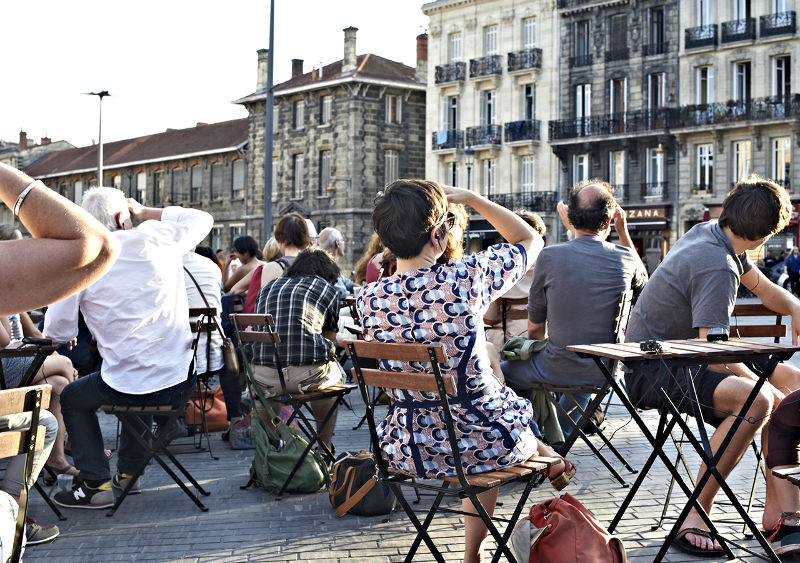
[318, 227, 345, 259]
[567, 180, 615, 234]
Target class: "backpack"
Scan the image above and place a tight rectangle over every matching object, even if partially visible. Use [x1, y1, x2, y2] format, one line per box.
[509, 493, 627, 562]
[329, 450, 396, 517]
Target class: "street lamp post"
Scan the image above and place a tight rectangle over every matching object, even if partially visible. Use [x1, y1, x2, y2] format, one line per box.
[465, 146, 474, 191]
[263, 0, 276, 242]
[85, 91, 110, 187]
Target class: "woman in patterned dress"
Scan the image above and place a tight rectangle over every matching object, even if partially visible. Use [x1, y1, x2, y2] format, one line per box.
[358, 179, 575, 563]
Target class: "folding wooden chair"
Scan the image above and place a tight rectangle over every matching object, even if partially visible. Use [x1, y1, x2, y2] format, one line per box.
[485, 297, 528, 341]
[100, 313, 211, 516]
[347, 340, 557, 563]
[230, 313, 355, 497]
[185, 306, 221, 460]
[527, 289, 636, 486]
[0, 385, 51, 563]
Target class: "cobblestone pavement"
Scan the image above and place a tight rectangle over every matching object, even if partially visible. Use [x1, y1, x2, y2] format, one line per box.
[23, 302, 796, 562]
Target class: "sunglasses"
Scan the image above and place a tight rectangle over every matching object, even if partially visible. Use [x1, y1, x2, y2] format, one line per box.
[439, 212, 456, 230]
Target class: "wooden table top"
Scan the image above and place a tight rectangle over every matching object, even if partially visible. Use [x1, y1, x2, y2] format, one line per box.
[567, 338, 800, 363]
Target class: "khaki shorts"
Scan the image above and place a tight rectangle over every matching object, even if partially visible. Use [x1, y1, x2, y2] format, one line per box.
[252, 360, 344, 398]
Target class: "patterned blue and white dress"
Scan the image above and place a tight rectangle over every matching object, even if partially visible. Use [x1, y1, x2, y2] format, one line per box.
[357, 243, 540, 478]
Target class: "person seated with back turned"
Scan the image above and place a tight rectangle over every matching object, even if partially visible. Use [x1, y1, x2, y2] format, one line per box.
[249, 249, 345, 450]
[501, 180, 647, 438]
[0, 163, 118, 543]
[624, 175, 800, 556]
[43, 187, 212, 510]
[359, 179, 575, 563]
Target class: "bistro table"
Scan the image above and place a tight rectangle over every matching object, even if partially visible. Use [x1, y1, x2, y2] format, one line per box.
[0, 339, 57, 389]
[567, 338, 800, 562]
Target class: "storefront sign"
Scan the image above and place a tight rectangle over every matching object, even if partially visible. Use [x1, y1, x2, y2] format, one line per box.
[624, 206, 667, 220]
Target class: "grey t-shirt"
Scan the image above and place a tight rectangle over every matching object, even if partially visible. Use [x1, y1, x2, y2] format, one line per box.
[626, 221, 753, 343]
[528, 237, 648, 385]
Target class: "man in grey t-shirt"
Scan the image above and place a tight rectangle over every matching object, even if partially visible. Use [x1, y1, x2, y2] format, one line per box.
[625, 177, 800, 555]
[501, 180, 647, 429]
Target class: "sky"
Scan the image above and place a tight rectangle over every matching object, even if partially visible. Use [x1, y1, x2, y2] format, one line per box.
[1, 1, 429, 148]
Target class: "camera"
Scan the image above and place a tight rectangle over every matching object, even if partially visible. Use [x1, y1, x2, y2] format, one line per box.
[706, 327, 729, 342]
[640, 339, 662, 353]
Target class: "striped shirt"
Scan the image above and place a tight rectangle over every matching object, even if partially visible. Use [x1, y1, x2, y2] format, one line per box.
[252, 276, 340, 367]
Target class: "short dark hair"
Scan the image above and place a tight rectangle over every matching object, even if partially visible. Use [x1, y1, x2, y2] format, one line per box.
[194, 245, 219, 266]
[514, 209, 547, 237]
[372, 179, 447, 259]
[233, 236, 259, 258]
[274, 213, 310, 249]
[285, 249, 340, 284]
[567, 179, 615, 233]
[718, 175, 791, 241]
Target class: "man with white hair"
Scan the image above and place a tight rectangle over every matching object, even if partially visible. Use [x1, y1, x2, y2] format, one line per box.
[318, 227, 353, 298]
[44, 188, 212, 509]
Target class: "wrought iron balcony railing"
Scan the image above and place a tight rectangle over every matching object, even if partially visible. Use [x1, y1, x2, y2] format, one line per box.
[569, 54, 593, 68]
[685, 24, 717, 49]
[507, 48, 542, 72]
[489, 190, 558, 212]
[605, 48, 629, 62]
[721, 18, 756, 42]
[469, 55, 502, 78]
[761, 11, 797, 37]
[466, 124, 502, 147]
[434, 62, 466, 84]
[642, 41, 668, 56]
[431, 129, 464, 150]
[504, 120, 541, 143]
[548, 108, 678, 140]
[675, 95, 800, 127]
[642, 182, 668, 199]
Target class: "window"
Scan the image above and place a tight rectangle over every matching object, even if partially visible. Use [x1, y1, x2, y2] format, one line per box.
[384, 150, 399, 185]
[697, 66, 714, 104]
[610, 77, 627, 116]
[574, 154, 589, 183]
[232, 160, 245, 199]
[442, 95, 460, 129]
[210, 163, 223, 200]
[697, 144, 714, 191]
[272, 105, 279, 133]
[734, 0, 750, 20]
[447, 162, 459, 187]
[230, 224, 245, 244]
[776, 0, 791, 12]
[319, 150, 332, 195]
[484, 25, 498, 55]
[522, 17, 536, 48]
[609, 14, 628, 56]
[171, 167, 186, 203]
[448, 32, 462, 62]
[294, 100, 305, 129]
[522, 85, 535, 120]
[480, 90, 497, 125]
[190, 166, 202, 203]
[647, 147, 665, 194]
[482, 159, 496, 197]
[733, 141, 751, 183]
[210, 226, 222, 252]
[609, 151, 626, 194]
[293, 154, 305, 199]
[575, 83, 591, 134]
[649, 7, 665, 50]
[773, 137, 791, 185]
[271, 159, 279, 202]
[773, 56, 791, 98]
[575, 20, 590, 59]
[733, 61, 751, 103]
[698, 0, 713, 26]
[320, 96, 332, 125]
[520, 156, 535, 192]
[112, 175, 121, 190]
[136, 172, 147, 203]
[648, 73, 665, 109]
[74, 180, 83, 205]
[153, 170, 164, 204]
[385, 95, 401, 124]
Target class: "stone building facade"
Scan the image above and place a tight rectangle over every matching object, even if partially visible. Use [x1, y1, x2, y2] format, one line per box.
[422, 0, 562, 243]
[674, 0, 800, 254]
[234, 28, 427, 270]
[24, 119, 249, 251]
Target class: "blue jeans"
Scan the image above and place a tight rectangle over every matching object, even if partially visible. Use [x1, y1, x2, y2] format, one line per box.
[60, 372, 188, 481]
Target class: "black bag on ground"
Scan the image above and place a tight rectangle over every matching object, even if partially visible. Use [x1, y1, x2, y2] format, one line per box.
[329, 450, 396, 517]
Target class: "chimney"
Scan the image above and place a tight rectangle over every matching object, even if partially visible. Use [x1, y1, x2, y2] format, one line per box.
[312, 68, 318, 80]
[18, 131, 27, 149]
[40, 136, 51, 145]
[416, 33, 428, 83]
[257, 49, 269, 91]
[292, 58, 304, 78]
[342, 27, 358, 74]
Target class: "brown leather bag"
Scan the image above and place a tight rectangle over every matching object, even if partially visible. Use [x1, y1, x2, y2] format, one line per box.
[185, 385, 228, 432]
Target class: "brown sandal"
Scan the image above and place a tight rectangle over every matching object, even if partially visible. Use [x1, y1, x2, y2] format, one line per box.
[549, 459, 577, 491]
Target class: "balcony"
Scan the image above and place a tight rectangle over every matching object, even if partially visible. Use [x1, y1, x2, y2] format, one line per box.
[685, 25, 717, 49]
[721, 18, 756, 42]
[434, 62, 466, 84]
[431, 129, 464, 151]
[507, 48, 542, 72]
[489, 191, 557, 213]
[760, 12, 797, 37]
[612, 184, 626, 200]
[674, 95, 800, 128]
[504, 120, 541, 143]
[642, 42, 668, 56]
[642, 182, 668, 199]
[691, 184, 713, 196]
[569, 54, 593, 68]
[466, 125, 502, 147]
[469, 55, 502, 78]
[605, 48, 629, 63]
[548, 108, 678, 141]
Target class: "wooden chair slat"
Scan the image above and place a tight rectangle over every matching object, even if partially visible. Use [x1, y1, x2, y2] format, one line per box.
[189, 307, 216, 317]
[0, 429, 47, 459]
[0, 385, 51, 415]
[730, 326, 786, 339]
[346, 340, 447, 363]
[231, 314, 274, 326]
[237, 331, 280, 344]
[732, 303, 781, 317]
[353, 368, 456, 395]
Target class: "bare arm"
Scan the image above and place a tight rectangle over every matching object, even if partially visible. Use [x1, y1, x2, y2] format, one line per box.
[742, 267, 800, 345]
[229, 268, 255, 296]
[260, 262, 284, 289]
[527, 320, 546, 340]
[19, 312, 42, 338]
[0, 318, 10, 348]
[0, 164, 119, 315]
[223, 262, 253, 293]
